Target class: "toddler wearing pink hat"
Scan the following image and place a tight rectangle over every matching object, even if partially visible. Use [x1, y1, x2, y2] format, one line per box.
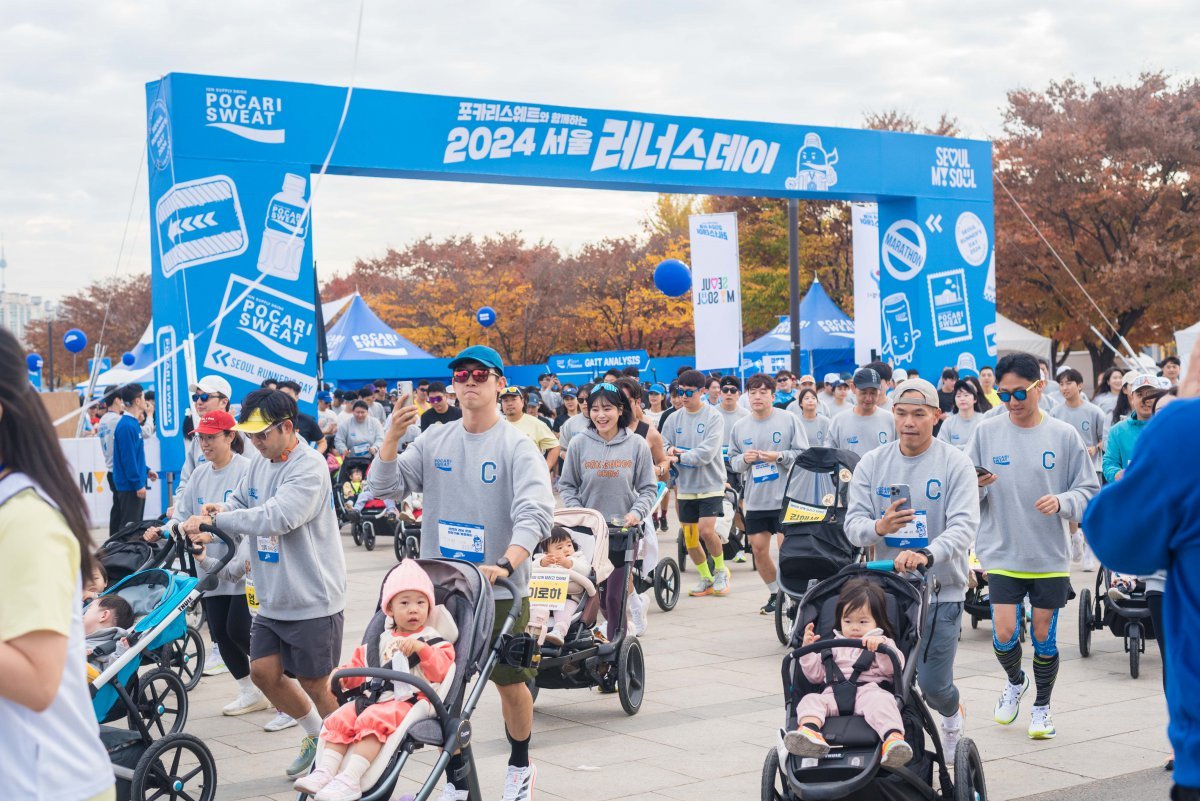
[294, 561, 454, 801]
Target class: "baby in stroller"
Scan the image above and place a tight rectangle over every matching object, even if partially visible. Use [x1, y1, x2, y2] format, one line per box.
[537, 526, 591, 646]
[294, 559, 455, 801]
[785, 578, 913, 769]
[83, 594, 134, 676]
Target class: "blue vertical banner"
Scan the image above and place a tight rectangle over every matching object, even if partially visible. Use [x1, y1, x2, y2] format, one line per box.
[146, 79, 318, 473]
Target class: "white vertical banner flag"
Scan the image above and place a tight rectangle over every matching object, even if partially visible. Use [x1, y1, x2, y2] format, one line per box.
[688, 212, 742, 371]
[851, 203, 882, 365]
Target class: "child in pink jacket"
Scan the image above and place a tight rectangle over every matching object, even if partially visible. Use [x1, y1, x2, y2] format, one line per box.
[784, 578, 913, 769]
[294, 560, 455, 801]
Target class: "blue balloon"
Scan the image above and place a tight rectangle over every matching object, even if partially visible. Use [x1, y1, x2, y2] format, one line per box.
[63, 328, 88, 354]
[476, 306, 497, 328]
[26, 353, 43, 371]
[121, 351, 136, 367]
[653, 259, 692, 297]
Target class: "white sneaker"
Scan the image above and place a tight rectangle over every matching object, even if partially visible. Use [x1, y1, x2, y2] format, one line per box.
[711, 567, 730, 596]
[223, 687, 270, 716]
[1028, 704, 1056, 739]
[202, 645, 228, 676]
[264, 710, 298, 732]
[438, 783, 468, 801]
[543, 625, 566, 647]
[994, 673, 1030, 725]
[501, 763, 536, 801]
[628, 594, 648, 636]
[1070, 531, 1084, 563]
[940, 705, 964, 763]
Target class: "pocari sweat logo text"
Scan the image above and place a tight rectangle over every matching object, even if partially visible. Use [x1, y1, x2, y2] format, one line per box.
[206, 88, 285, 144]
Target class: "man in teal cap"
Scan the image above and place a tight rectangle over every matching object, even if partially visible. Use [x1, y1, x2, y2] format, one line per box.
[367, 345, 553, 801]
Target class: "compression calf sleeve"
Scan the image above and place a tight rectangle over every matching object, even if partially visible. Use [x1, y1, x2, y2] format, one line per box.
[993, 630, 1025, 686]
[506, 727, 530, 768]
[1032, 652, 1059, 706]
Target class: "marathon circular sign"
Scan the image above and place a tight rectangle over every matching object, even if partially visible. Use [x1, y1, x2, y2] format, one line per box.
[881, 219, 927, 282]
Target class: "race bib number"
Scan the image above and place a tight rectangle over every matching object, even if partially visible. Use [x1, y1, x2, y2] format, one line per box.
[528, 568, 570, 610]
[884, 509, 929, 549]
[256, 535, 279, 563]
[351, 442, 370, 456]
[783, 500, 827, 524]
[438, 520, 485, 563]
[751, 461, 780, 483]
[245, 573, 259, 616]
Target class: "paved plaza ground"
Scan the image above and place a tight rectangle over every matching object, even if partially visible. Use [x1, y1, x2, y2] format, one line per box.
[169, 525, 1172, 801]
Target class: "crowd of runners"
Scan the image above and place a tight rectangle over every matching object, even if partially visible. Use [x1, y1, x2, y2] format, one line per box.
[6, 319, 1198, 801]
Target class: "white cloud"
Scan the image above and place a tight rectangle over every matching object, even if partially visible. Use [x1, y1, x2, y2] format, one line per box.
[1, 1, 1198, 299]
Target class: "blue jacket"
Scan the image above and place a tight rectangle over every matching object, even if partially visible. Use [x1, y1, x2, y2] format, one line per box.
[1101, 414, 1148, 483]
[112, 414, 147, 492]
[1083, 399, 1200, 786]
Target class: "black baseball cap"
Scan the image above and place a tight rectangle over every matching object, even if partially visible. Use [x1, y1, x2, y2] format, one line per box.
[852, 368, 882, 390]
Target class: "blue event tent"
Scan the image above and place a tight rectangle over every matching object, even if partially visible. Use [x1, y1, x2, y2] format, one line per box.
[322, 294, 449, 386]
[741, 279, 856, 377]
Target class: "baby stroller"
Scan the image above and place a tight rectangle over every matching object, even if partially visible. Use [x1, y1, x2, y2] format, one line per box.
[336, 455, 402, 553]
[773, 448, 863, 645]
[630, 481, 682, 611]
[392, 492, 423, 562]
[92, 524, 237, 801]
[98, 518, 209, 690]
[963, 552, 1028, 645]
[526, 507, 648, 716]
[297, 560, 531, 801]
[762, 562, 988, 801]
[335, 455, 373, 529]
[1078, 568, 1155, 678]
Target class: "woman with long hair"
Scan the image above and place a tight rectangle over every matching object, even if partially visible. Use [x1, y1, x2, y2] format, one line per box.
[1093, 367, 1126, 417]
[937, 379, 986, 450]
[0, 327, 114, 800]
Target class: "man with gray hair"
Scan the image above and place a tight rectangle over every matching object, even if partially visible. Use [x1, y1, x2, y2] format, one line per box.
[844, 377, 980, 760]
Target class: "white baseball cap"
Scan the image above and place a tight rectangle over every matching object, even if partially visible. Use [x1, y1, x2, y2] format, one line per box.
[189, 375, 232, 398]
[1126, 374, 1160, 393]
[893, 368, 909, 382]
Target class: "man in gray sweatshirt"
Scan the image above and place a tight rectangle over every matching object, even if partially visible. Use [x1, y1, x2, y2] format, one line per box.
[663, 369, 732, 597]
[367, 345, 552, 801]
[727, 373, 809, 615]
[829, 367, 896, 458]
[845, 378, 979, 761]
[966, 352, 1099, 742]
[182, 389, 345, 778]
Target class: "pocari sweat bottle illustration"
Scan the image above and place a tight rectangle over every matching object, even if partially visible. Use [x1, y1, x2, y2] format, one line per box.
[257, 173, 308, 281]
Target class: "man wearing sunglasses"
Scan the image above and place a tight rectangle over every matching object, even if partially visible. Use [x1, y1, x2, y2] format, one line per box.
[367, 345, 553, 800]
[967, 352, 1099, 741]
[716, 376, 749, 437]
[665, 369, 733, 597]
[183, 388, 346, 779]
[419, 381, 462, 430]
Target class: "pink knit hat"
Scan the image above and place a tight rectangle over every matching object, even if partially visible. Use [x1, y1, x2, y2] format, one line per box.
[381, 560, 436, 613]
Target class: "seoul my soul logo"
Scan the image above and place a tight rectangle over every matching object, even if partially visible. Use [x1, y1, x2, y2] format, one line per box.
[695, 276, 736, 306]
[206, 88, 285, 144]
[931, 146, 977, 188]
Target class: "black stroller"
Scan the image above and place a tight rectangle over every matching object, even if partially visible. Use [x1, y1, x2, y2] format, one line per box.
[298, 560, 533, 801]
[773, 448, 863, 645]
[762, 563, 988, 801]
[1078, 568, 1156, 678]
[335, 455, 405, 553]
[526, 507, 647, 716]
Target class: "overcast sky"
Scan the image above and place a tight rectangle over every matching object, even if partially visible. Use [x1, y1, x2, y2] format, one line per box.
[2, 2, 1197, 301]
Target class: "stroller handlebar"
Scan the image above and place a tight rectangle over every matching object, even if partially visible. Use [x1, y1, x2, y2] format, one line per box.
[788, 638, 905, 689]
[331, 668, 450, 724]
[194, 524, 238, 592]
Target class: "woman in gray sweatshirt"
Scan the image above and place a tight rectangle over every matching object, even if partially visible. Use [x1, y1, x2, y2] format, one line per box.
[559, 384, 658, 639]
[334, 401, 384, 458]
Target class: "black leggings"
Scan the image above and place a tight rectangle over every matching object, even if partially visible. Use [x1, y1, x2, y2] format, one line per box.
[203, 594, 253, 680]
[1148, 591, 1167, 691]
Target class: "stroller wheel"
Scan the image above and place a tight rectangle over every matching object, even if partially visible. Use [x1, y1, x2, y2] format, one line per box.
[653, 558, 681, 611]
[617, 636, 645, 715]
[351, 521, 363, 547]
[953, 736, 988, 801]
[131, 669, 189, 738]
[1078, 588, 1093, 657]
[761, 745, 785, 801]
[774, 590, 790, 646]
[1128, 625, 1141, 679]
[393, 524, 406, 561]
[167, 627, 205, 691]
[405, 533, 421, 560]
[185, 602, 206, 632]
[363, 521, 376, 551]
[130, 732, 217, 801]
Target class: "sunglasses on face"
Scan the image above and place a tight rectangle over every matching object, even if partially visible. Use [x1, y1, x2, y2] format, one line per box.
[594, 382, 619, 393]
[720, 386, 740, 394]
[428, 396, 444, 404]
[453, 369, 496, 384]
[676, 388, 699, 398]
[248, 421, 284, 441]
[996, 380, 1040, 403]
[192, 392, 223, 403]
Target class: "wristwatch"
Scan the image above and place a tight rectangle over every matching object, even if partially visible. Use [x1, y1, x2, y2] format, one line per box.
[916, 548, 935, 567]
[496, 557, 514, 577]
